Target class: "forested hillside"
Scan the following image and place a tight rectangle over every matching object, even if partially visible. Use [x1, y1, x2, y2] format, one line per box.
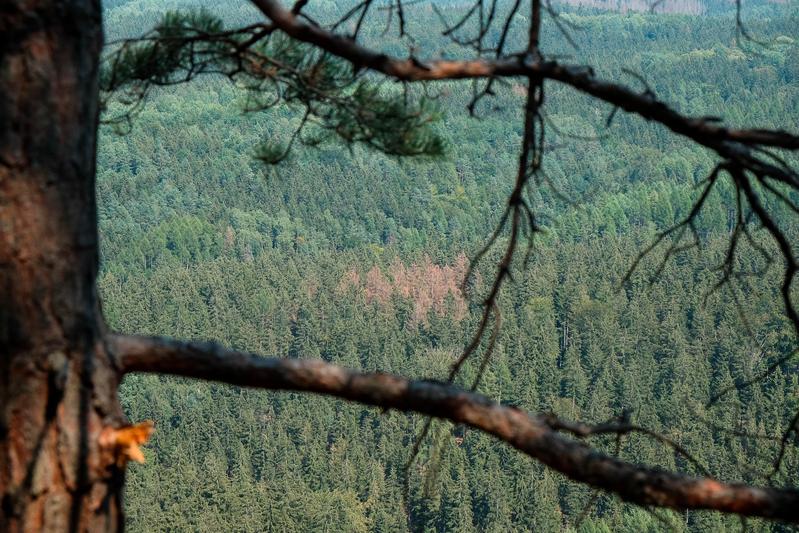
[98, 1, 799, 530]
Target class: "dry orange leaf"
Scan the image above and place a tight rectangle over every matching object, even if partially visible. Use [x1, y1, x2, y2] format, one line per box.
[100, 420, 155, 467]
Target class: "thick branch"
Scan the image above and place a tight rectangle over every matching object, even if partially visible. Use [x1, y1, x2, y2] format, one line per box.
[111, 333, 799, 523]
[250, 0, 799, 152]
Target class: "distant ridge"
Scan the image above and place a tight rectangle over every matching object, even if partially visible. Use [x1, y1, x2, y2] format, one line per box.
[554, 0, 788, 15]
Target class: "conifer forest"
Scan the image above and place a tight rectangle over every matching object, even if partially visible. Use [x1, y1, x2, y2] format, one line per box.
[2, 0, 799, 531]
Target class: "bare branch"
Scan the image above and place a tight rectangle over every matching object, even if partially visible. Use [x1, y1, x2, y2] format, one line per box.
[768, 407, 799, 482]
[249, 0, 799, 153]
[542, 413, 712, 478]
[112, 333, 799, 522]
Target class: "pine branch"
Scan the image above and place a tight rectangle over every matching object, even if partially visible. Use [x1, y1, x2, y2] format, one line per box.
[251, 0, 799, 152]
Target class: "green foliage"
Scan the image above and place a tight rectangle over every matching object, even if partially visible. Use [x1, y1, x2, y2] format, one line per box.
[103, 9, 445, 158]
[101, 10, 228, 105]
[98, 0, 799, 531]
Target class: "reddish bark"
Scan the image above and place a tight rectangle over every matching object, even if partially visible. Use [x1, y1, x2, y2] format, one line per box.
[0, 1, 126, 530]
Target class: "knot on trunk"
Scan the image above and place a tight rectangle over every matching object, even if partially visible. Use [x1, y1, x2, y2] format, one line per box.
[99, 420, 154, 468]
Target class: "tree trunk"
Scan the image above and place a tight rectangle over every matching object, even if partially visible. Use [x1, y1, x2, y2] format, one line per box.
[0, 1, 125, 531]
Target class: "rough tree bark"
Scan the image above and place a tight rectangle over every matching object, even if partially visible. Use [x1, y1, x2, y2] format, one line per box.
[0, 0, 126, 531]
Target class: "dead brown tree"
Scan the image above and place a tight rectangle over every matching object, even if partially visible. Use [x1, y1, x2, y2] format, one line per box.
[3, 0, 799, 531]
